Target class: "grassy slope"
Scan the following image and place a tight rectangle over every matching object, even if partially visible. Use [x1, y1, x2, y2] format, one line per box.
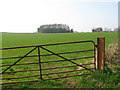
[1, 32, 119, 88]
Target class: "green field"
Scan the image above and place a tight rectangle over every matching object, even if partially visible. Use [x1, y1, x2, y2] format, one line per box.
[1, 32, 119, 88]
[2, 32, 118, 48]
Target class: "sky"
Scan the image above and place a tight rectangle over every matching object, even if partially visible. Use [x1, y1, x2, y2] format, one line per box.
[0, 0, 119, 33]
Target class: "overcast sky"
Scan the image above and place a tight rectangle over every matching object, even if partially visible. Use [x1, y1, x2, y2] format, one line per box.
[0, 0, 119, 33]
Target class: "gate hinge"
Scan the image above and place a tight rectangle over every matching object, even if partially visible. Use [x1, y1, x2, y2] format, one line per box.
[95, 45, 98, 47]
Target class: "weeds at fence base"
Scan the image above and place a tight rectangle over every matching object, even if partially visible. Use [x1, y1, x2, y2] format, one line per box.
[105, 42, 120, 72]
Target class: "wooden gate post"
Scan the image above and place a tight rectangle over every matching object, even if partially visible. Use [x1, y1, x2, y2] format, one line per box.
[97, 37, 105, 71]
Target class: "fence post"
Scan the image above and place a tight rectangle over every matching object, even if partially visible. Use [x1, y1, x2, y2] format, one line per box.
[97, 37, 105, 71]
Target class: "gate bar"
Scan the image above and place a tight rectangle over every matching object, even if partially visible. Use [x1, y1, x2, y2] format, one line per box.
[1, 63, 94, 74]
[1, 49, 94, 60]
[43, 73, 91, 80]
[2, 47, 37, 74]
[1, 73, 90, 85]
[40, 46, 94, 72]
[37, 46, 43, 80]
[1, 56, 94, 67]
[0, 40, 95, 50]
[3, 68, 95, 80]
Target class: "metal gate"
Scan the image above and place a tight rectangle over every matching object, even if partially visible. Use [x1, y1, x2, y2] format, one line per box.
[0, 38, 105, 85]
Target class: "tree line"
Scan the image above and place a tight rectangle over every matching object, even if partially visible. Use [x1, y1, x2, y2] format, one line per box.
[37, 24, 74, 33]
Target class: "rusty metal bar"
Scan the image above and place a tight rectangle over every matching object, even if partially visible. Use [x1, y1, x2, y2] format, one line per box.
[1, 63, 94, 74]
[1, 75, 31, 80]
[95, 45, 98, 70]
[0, 40, 95, 50]
[94, 44, 96, 70]
[0, 69, 40, 74]
[3, 75, 40, 80]
[1, 56, 94, 67]
[0, 49, 94, 60]
[1, 79, 40, 85]
[0, 55, 39, 60]
[1, 40, 96, 85]
[41, 56, 94, 64]
[2, 68, 95, 80]
[42, 63, 95, 70]
[37, 46, 43, 80]
[1, 62, 39, 67]
[1, 73, 90, 85]
[40, 46, 94, 72]
[97, 38, 105, 71]
[2, 47, 37, 74]
[42, 68, 94, 76]
[43, 73, 91, 80]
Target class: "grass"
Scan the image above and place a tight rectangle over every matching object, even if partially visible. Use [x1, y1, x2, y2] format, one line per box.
[2, 32, 118, 48]
[2, 69, 120, 88]
[1, 32, 119, 88]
